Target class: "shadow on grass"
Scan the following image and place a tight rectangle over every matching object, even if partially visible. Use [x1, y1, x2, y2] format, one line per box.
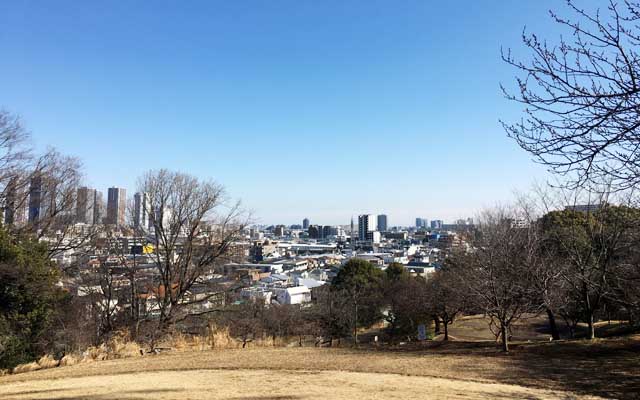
[7, 394, 302, 400]
[227, 397, 303, 400]
[3, 388, 183, 400]
[463, 338, 640, 399]
[348, 335, 640, 399]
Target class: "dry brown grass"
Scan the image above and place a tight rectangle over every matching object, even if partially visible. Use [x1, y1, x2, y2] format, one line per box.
[35, 355, 58, 369]
[58, 354, 79, 367]
[80, 333, 143, 362]
[0, 368, 604, 400]
[207, 325, 237, 349]
[163, 326, 289, 351]
[9, 332, 144, 376]
[1, 336, 638, 399]
[11, 362, 40, 375]
[106, 335, 142, 359]
[12, 354, 61, 374]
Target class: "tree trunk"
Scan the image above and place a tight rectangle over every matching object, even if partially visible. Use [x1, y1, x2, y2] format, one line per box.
[583, 283, 596, 340]
[353, 302, 358, 346]
[433, 316, 441, 334]
[546, 308, 560, 340]
[587, 312, 596, 340]
[443, 320, 449, 341]
[500, 323, 509, 353]
[569, 327, 575, 339]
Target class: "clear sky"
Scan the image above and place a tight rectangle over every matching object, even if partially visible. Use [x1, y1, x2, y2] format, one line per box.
[0, 1, 603, 226]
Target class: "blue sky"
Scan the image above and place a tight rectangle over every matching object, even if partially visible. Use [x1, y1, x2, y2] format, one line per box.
[0, 1, 602, 226]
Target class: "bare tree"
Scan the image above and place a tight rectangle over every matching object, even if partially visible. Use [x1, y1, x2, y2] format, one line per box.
[502, 1, 640, 191]
[541, 201, 640, 339]
[451, 208, 543, 352]
[263, 304, 302, 346]
[220, 298, 267, 348]
[139, 169, 246, 332]
[0, 112, 96, 257]
[0, 110, 32, 201]
[425, 268, 467, 341]
[309, 285, 352, 347]
[28, 150, 96, 258]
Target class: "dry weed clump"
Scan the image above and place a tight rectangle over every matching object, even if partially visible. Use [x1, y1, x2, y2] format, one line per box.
[156, 322, 302, 352]
[82, 343, 108, 362]
[168, 332, 190, 351]
[207, 326, 240, 350]
[162, 325, 247, 351]
[59, 354, 80, 367]
[36, 354, 59, 369]
[80, 332, 143, 362]
[11, 354, 60, 375]
[106, 335, 142, 359]
[166, 330, 238, 351]
[12, 361, 41, 374]
[9, 331, 144, 375]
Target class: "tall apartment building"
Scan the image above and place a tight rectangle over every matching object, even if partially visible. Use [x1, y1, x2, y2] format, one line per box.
[358, 214, 376, 241]
[93, 191, 105, 224]
[308, 225, 321, 239]
[302, 218, 310, 230]
[133, 192, 151, 231]
[76, 187, 96, 224]
[4, 176, 28, 226]
[377, 214, 388, 232]
[106, 187, 127, 226]
[28, 174, 48, 224]
[274, 224, 286, 236]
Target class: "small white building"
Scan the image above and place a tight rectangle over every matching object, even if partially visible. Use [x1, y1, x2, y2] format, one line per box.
[275, 286, 311, 305]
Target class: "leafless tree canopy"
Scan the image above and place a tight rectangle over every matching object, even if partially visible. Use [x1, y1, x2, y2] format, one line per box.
[0, 110, 31, 204]
[451, 208, 543, 352]
[0, 111, 30, 169]
[502, 1, 640, 190]
[140, 169, 246, 328]
[0, 111, 92, 256]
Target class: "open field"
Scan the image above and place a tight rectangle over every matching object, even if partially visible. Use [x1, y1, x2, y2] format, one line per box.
[0, 368, 607, 400]
[1, 335, 638, 400]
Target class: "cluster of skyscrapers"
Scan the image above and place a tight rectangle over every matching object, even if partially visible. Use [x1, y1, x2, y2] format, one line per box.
[3, 178, 154, 230]
[296, 214, 389, 244]
[74, 187, 128, 226]
[416, 218, 443, 230]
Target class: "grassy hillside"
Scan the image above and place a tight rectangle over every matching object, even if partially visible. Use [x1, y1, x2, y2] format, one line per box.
[1, 335, 638, 400]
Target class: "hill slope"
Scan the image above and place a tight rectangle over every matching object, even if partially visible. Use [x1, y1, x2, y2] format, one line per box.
[1, 339, 638, 399]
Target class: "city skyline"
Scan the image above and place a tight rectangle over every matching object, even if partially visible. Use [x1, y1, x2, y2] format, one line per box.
[2, 1, 600, 225]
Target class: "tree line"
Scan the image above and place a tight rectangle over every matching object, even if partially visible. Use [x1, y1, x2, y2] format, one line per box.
[209, 197, 640, 354]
